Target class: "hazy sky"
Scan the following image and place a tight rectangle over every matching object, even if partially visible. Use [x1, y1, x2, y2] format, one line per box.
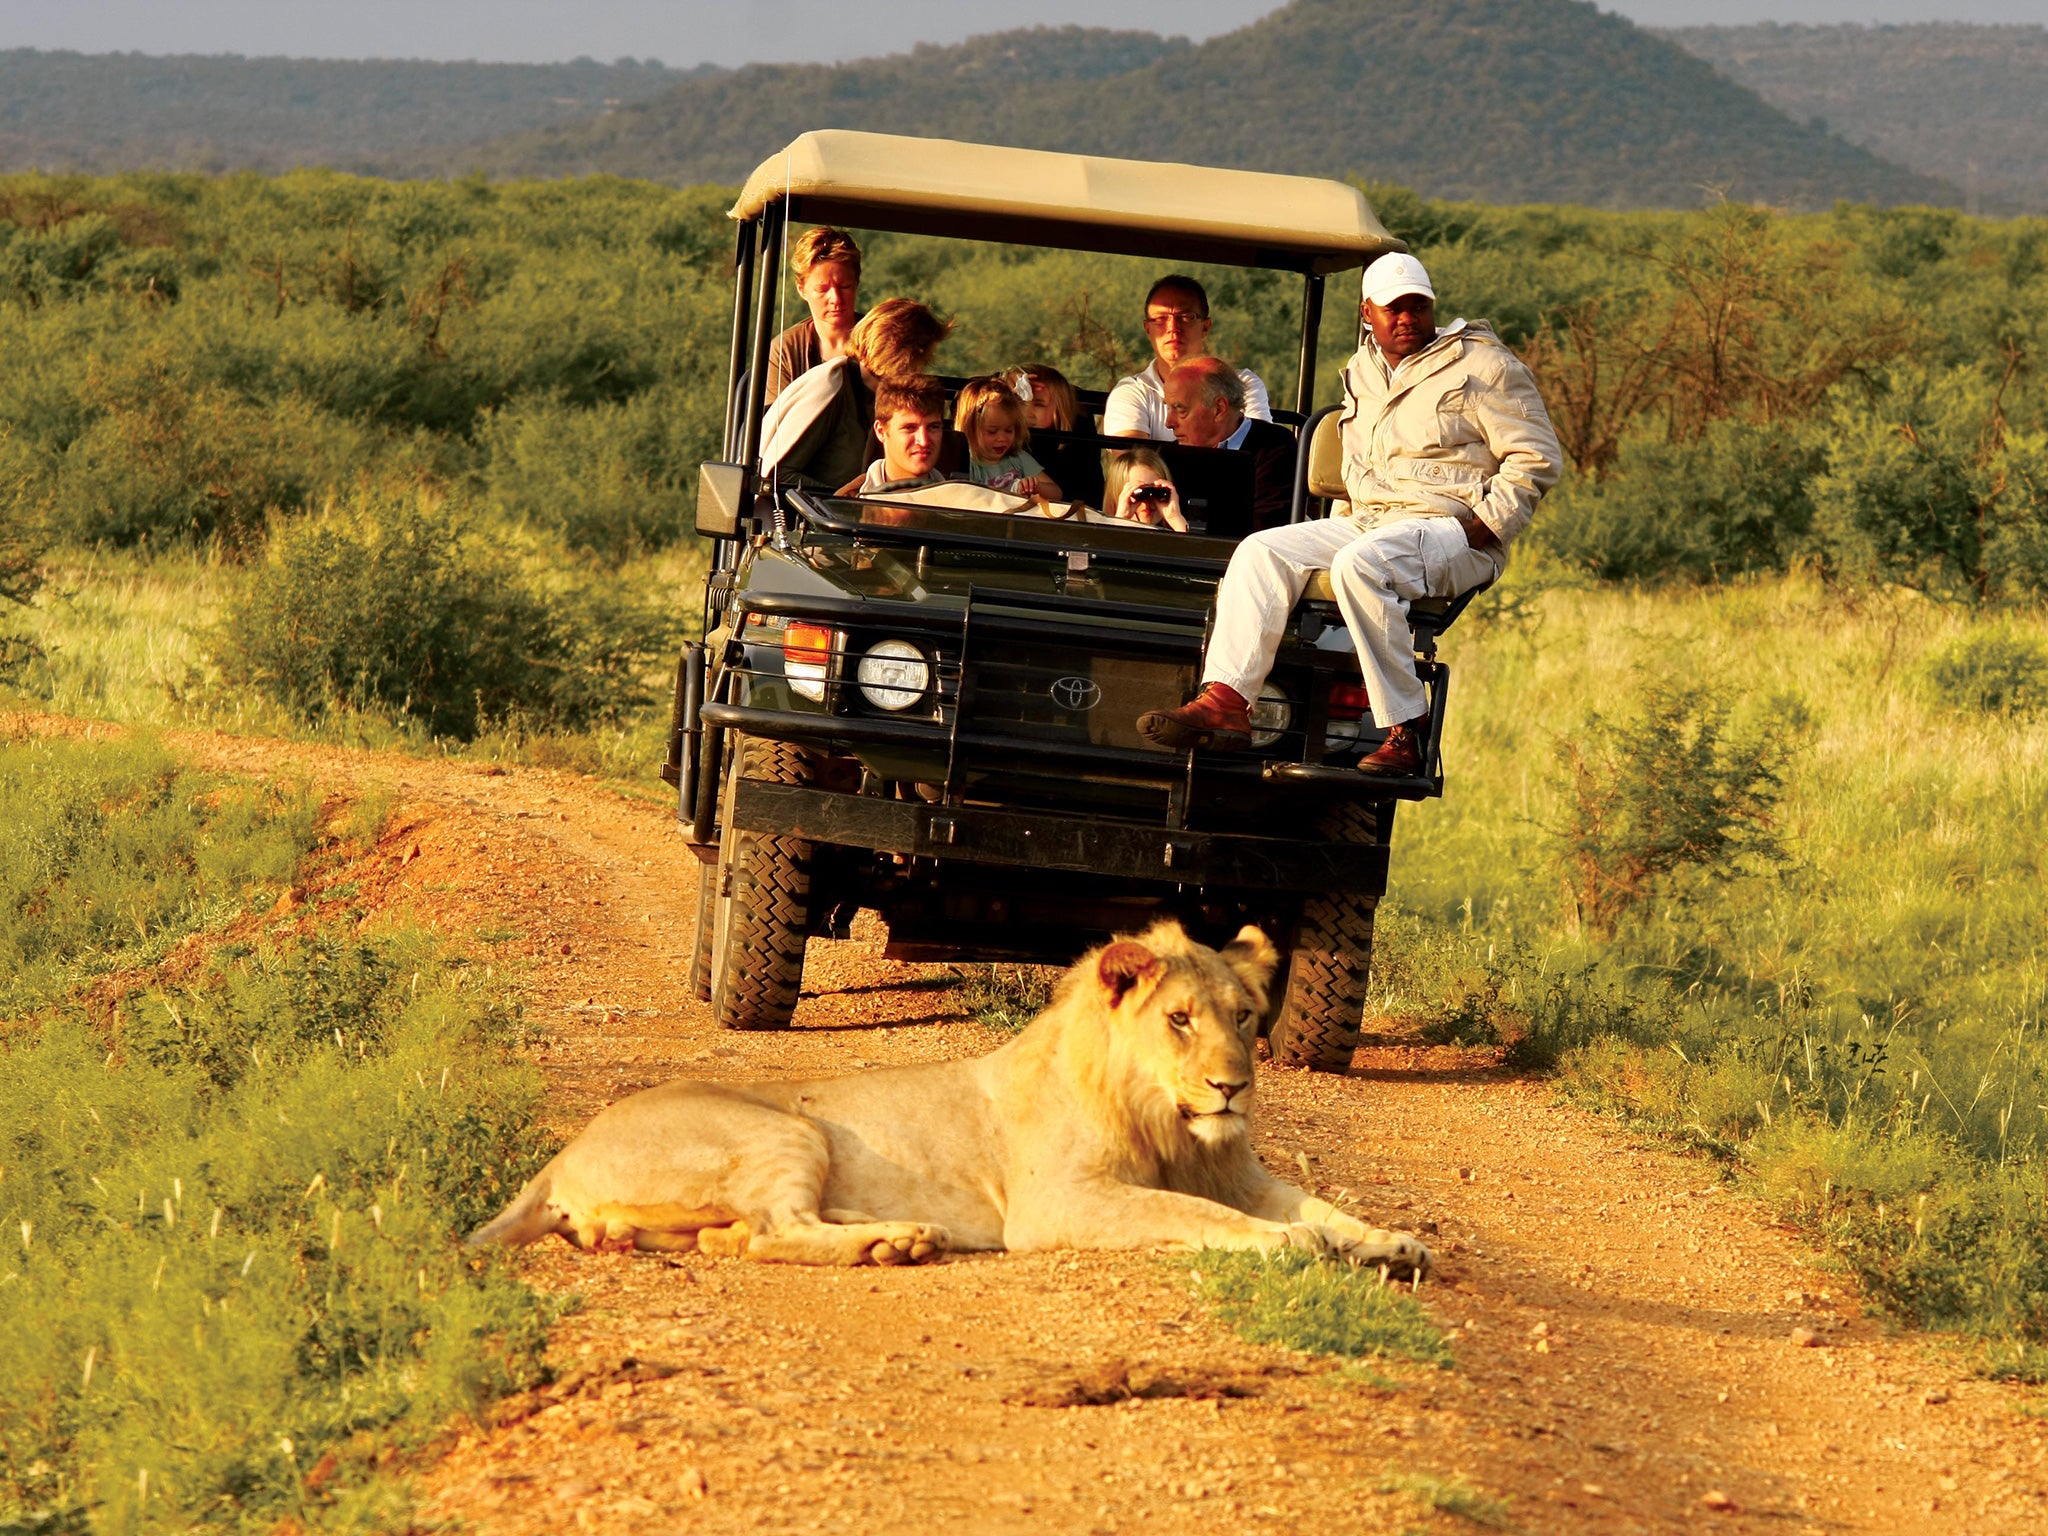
[4, 1, 2043, 66]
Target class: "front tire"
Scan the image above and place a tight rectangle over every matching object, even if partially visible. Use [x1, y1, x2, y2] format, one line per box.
[686, 857, 716, 1003]
[709, 735, 814, 1031]
[1267, 802, 1380, 1072]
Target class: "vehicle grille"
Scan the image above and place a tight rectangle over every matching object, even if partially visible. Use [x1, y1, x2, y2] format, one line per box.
[962, 644, 1195, 753]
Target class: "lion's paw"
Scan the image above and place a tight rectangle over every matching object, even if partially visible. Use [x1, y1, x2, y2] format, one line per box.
[1322, 1226, 1434, 1282]
[862, 1223, 950, 1266]
[1280, 1222, 1337, 1257]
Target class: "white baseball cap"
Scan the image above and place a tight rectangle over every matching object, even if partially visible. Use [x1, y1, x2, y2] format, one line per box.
[1361, 252, 1434, 307]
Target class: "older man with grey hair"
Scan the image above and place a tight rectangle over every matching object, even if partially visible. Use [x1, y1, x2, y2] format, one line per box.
[1161, 356, 1296, 531]
[1138, 253, 1563, 777]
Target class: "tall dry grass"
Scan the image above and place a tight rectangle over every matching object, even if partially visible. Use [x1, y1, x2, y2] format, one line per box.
[0, 733, 554, 1534]
[1379, 570, 2048, 1364]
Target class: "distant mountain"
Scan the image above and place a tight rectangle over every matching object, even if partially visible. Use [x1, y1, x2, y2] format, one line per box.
[455, 0, 1953, 210]
[1665, 23, 2048, 215]
[0, 51, 704, 176]
[0, 3, 1964, 213]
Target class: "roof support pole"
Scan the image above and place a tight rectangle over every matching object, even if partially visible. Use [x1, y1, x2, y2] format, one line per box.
[722, 216, 759, 461]
[1295, 271, 1325, 418]
[737, 197, 786, 475]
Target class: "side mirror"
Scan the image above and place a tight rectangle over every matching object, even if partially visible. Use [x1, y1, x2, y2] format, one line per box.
[695, 462, 751, 539]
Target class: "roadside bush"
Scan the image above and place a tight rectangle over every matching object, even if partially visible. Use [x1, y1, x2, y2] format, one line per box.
[1538, 417, 1825, 583]
[1922, 626, 2048, 715]
[1, 927, 552, 1536]
[1551, 674, 1789, 937]
[220, 492, 677, 739]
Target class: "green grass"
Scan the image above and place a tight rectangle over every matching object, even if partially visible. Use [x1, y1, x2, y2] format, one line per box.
[1379, 570, 2048, 1362]
[0, 731, 318, 1018]
[1189, 1249, 1452, 1368]
[949, 963, 1057, 1033]
[1375, 1470, 1515, 1529]
[0, 734, 554, 1536]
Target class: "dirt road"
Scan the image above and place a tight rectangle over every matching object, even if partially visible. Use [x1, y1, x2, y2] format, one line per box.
[143, 727, 2048, 1531]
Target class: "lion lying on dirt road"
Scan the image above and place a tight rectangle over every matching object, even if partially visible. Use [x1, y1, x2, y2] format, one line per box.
[470, 921, 1432, 1276]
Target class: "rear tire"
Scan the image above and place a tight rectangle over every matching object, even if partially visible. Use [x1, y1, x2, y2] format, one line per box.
[1267, 802, 1380, 1073]
[709, 735, 814, 1031]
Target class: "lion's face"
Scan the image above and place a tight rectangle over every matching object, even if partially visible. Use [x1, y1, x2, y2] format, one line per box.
[1093, 924, 1281, 1149]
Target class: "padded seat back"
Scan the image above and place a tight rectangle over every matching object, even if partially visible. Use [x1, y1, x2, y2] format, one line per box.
[1306, 409, 1345, 501]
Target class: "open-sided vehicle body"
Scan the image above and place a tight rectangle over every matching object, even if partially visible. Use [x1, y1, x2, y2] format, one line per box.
[668, 131, 1483, 1069]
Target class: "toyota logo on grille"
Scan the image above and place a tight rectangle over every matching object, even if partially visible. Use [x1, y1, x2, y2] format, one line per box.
[1050, 676, 1101, 711]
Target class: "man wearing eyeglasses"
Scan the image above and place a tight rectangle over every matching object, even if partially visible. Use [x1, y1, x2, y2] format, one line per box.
[1103, 275, 1272, 441]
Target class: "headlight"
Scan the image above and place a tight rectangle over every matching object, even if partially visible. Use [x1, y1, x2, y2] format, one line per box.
[856, 639, 930, 711]
[1249, 683, 1291, 749]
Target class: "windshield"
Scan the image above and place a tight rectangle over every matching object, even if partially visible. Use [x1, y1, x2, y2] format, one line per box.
[792, 490, 1241, 571]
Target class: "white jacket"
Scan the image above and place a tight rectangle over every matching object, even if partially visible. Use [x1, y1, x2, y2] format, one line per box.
[1336, 320, 1561, 546]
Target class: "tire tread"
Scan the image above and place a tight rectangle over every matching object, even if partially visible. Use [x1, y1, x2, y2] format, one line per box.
[711, 737, 813, 1031]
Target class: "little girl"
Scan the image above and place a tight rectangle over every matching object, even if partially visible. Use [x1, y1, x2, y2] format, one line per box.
[955, 376, 1063, 499]
[1010, 364, 1082, 433]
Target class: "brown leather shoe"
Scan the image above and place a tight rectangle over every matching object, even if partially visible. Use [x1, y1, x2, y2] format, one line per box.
[1357, 714, 1429, 777]
[1137, 682, 1252, 751]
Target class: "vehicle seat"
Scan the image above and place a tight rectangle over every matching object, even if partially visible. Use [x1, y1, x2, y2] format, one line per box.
[1306, 407, 1345, 502]
[1294, 410, 1486, 643]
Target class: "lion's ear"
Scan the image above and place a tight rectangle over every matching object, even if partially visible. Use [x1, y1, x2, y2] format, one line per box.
[1096, 941, 1163, 1009]
[1219, 924, 1281, 997]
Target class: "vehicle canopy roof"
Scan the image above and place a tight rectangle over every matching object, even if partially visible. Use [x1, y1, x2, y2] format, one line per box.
[729, 130, 1403, 276]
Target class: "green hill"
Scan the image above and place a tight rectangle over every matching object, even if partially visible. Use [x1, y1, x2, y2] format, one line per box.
[0, 50, 699, 175]
[1666, 23, 2048, 215]
[460, 0, 1953, 210]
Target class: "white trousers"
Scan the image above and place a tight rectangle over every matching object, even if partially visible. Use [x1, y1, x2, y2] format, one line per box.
[1202, 515, 1504, 728]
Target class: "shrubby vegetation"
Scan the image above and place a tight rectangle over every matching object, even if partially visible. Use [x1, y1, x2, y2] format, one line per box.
[2, 163, 2046, 1367]
[0, 733, 553, 1533]
[1379, 580, 2048, 1369]
[220, 494, 677, 740]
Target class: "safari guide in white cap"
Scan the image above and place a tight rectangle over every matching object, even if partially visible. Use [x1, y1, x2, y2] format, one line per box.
[1137, 251, 1562, 777]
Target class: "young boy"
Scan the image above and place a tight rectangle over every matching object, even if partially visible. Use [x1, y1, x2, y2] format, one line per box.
[850, 376, 951, 496]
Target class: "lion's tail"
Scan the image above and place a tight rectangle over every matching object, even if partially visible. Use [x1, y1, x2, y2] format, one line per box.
[467, 1161, 564, 1248]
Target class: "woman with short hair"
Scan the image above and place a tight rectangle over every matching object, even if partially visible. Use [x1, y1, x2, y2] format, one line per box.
[760, 298, 954, 492]
[765, 227, 863, 402]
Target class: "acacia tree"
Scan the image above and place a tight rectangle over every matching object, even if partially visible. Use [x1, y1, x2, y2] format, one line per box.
[1518, 203, 1922, 477]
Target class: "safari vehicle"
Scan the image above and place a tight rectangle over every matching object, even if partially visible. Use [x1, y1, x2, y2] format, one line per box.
[667, 130, 1485, 1072]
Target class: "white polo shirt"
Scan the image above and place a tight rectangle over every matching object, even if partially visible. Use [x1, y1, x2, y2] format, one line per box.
[1103, 360, 1273, 440]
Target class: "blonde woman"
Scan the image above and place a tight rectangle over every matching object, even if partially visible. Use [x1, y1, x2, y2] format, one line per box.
[765, 227, 862, 402]
[760, 299, 953, 491]
[1102, 447, 1187, 533]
